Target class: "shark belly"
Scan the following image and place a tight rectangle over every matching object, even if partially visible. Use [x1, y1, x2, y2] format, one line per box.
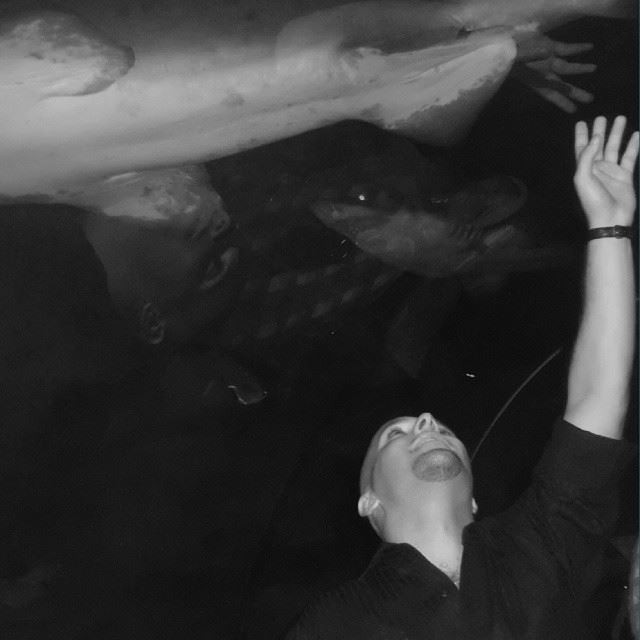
[1, 3, 515, 206]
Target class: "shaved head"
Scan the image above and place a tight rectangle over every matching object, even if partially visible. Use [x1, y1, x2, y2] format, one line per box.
[358, 414, 475, 536]
[359, 418, 403, 494]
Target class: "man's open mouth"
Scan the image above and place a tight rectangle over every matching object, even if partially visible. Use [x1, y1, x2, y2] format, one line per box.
[411, 448, 464, 482]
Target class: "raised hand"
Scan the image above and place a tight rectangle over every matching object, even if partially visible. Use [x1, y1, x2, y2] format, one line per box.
[574, 115, 639, 228]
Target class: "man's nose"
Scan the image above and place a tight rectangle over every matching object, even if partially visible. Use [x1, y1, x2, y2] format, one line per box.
[414, 413, 435, 433]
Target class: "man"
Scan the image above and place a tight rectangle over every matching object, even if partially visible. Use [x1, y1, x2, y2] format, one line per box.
[286, 115, 638, 639]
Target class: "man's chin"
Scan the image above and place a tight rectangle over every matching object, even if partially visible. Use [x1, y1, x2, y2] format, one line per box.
[411, 448, 463, 482]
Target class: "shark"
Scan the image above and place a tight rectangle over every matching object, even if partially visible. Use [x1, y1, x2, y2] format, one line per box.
[0, 0, 633, 228]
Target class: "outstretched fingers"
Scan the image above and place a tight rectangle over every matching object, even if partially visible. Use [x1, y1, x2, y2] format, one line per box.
[604, 115, 626, 163]
[552, 41, 593, 57]
[574, 120, 589, 161]
[576, 116, 639, 172]
[578, 134, 602, 175]
[591, 116, 607, 161]
[550, 58, 597, 76]
[574, 115, 638, 226]
[620, 131, 640, 173]
[516, 35, 592, 63]
[575, 121, 603, 172]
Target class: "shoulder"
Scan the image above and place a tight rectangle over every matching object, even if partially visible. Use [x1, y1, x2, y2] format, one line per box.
[484, 418, 636, 565]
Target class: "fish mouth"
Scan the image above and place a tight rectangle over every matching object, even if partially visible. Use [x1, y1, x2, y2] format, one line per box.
[198, 246, 239, 290]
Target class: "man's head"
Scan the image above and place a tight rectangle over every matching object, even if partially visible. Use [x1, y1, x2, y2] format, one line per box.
[358, 413, 476, 539]
[83, 212, 240, 345]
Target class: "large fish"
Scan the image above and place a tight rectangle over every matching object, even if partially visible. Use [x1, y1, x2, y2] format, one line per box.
[210, 123, 574, 350]
[0, 0, 632, 231]
[307, 157, 573, 279]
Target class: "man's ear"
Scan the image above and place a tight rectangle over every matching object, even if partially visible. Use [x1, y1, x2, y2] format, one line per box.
[472, 497, 478, 516]
[358, 491, 380, 517]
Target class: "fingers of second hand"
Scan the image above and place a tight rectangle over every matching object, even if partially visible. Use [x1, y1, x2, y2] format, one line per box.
[554, 40, 594, 56]
[568, 84, 593, 103]
[533, 71, 585, 102]
[541, 70, 592, 103]
[537, 87, 576, 113]
[551, 58, 597, 75]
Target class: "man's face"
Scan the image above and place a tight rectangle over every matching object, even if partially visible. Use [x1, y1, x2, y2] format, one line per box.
[360, 413, 473, 515]
[84, 213, 240, 344]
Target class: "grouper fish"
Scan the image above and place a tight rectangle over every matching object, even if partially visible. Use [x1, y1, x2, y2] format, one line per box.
[0, 0, 633, 235]
[211, 123, 573, 348]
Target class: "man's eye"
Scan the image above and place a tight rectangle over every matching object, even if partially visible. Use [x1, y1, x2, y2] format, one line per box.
[386, 427, 404, 439]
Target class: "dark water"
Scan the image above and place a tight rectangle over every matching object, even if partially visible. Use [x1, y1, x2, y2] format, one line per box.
[0, 16, 637, 640]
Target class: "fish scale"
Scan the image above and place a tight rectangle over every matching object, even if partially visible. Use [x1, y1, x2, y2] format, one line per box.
[217, 253, 400, 348]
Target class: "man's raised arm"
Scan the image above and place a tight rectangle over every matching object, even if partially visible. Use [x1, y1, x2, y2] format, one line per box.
[564, 115, 639, 439]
